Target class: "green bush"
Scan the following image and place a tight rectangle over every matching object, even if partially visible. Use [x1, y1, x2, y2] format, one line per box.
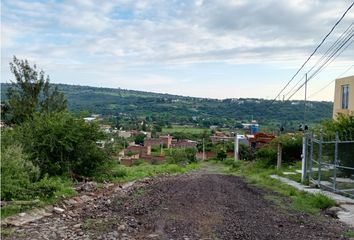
[132, 159, 145, 166]
[1, 145, 40, 200]
[309, 193, 336, 210]
[216, 149, 227, 161]
[223, 158, 235, 166]
[255, 147, 277, 167]
[112, 168, 128, 178]
[239, 144, 254, 161]
[29, 176, 74, 199]
[271, 134, 302, 163]
[11, 112, 109, 177]
[166, 148, 197, 164]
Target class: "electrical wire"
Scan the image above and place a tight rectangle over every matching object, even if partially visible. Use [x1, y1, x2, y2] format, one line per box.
[283, 22, 354, 98]
[307, 64, 354, 99]
[271, 1, 354, 103]
[286, 34, 354, 100]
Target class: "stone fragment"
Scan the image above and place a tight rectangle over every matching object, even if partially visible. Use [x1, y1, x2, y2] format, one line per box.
[118, 224, 126, 231]
[147, 233, 160, 239]
[53, 207, 65, 214]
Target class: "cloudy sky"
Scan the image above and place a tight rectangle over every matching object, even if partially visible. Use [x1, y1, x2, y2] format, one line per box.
[1, 0, 354, 100]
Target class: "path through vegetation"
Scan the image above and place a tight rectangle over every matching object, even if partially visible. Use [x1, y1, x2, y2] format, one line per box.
[2, 163, 350, 239]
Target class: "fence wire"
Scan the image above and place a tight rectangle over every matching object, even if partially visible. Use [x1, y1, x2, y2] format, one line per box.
[307, 132, 354, 198]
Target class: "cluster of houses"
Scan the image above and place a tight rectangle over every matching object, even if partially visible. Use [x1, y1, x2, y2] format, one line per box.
[116, 135, 197, 166]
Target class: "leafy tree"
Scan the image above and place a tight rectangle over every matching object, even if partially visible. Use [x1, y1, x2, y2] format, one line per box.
[5, 56, 66, 124]
[216, 149, 227, 161]
[134, 133, 146, 145]
[12, 111, 108, 176]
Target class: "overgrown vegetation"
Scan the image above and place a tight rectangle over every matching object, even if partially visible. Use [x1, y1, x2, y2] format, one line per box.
[0, 58, 199, 219]
[93, 162, 200, 182]
[226, 160, 336, 214]
[165, 148, 197, 165]
[3, 56, 66, 124]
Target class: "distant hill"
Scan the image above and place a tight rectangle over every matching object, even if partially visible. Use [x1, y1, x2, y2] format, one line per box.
[1, 83, 333, 129]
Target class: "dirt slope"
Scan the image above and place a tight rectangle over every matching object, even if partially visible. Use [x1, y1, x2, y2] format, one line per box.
[2, 167, 350, 240]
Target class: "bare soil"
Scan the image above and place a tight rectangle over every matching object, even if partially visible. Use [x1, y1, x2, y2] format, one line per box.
[2, 165, 351, 240]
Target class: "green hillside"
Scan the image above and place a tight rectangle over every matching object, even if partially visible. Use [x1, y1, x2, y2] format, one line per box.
[1, 83, 333, 130]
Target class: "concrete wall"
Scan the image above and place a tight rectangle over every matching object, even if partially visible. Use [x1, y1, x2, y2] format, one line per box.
[333, 75, 354, 119]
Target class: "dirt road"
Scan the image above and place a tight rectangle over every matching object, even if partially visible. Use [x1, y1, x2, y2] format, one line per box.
[3, 164, 350, 239]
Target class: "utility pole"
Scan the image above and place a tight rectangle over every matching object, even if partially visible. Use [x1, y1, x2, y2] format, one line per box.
[234, 134, 239, 161]
[301, 73, 308, 183]
[304, 73, 307, 129]
[202, 138, 205, 161]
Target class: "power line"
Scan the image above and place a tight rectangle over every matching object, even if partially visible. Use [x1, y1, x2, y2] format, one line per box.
[271, 1, 354, 103]
[286, 27, 354, 99]
[307, 64, 354, 99]
[286, 34, 354, 100]
[284, 22, 354, 96]
[283, 22, 354, 98]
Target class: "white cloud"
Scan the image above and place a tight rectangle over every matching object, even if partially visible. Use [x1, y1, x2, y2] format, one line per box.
[1, 0, 354, 100]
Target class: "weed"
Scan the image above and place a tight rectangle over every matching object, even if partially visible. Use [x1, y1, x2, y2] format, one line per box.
[1, 227, 14, 237]
[82, 218, 114, 232]
[132, 188, 145, 199]
[82, 218, 97, 230]
[344, 230, 354, 237]
[226, 160, 336, 214]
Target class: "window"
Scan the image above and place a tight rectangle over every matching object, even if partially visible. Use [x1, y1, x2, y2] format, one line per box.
[341, 85, 349, 109]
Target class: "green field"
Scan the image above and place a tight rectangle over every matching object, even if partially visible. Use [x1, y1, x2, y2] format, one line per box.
[162, 125, 210, 134]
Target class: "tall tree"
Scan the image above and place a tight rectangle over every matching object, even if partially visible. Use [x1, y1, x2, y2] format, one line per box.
[6, 56, 67, 124]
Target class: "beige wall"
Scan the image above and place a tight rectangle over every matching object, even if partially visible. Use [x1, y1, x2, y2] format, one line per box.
[333, 75, 354, 119]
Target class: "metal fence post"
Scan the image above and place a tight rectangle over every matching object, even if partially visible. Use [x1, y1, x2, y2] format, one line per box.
[309, 132, 314, 180]
[318, 130, 323, 186]
[333, 132, 339, 191]
[301, 134, 308, 183]
[277, 143, 282, 170]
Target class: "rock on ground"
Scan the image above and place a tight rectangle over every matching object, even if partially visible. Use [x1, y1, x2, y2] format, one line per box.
[2, 168, 351, 240]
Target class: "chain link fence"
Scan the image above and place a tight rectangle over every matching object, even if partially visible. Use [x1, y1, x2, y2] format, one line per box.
[306, 131, 354, 198]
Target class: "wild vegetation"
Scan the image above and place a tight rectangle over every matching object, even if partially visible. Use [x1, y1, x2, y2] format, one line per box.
[0, 57, 200, 218]
[223, 159, 336, 214]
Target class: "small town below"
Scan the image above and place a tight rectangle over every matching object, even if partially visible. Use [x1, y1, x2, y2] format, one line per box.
[1, 1, 354, 239]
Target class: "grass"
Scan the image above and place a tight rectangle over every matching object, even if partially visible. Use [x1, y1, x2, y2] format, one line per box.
[94, 162, 200, 182]
[344, 230, 354, 237]
[2, 162, 200, 219]
[226, 160, 336, 214]
[162, 125, 210, 134]
[82, 218, 115, 232]
[1, 177, 76, 219]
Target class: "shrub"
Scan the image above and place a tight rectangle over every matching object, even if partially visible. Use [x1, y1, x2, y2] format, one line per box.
[166, 148, 197, 164]
[255, 147, 277, 167]
[1, 145, 40, 200]
[216, 149, 227, 161]
[309, 193, 336, 210]
[223, 158, 235, 166]
[132, 159, 145, 166]
[13, 111, 109, 177]
[271, 134, 302, 163]
[239, 144, 254, 161]
[29, 176, 74, 199]
[112, 168, 128, 178]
